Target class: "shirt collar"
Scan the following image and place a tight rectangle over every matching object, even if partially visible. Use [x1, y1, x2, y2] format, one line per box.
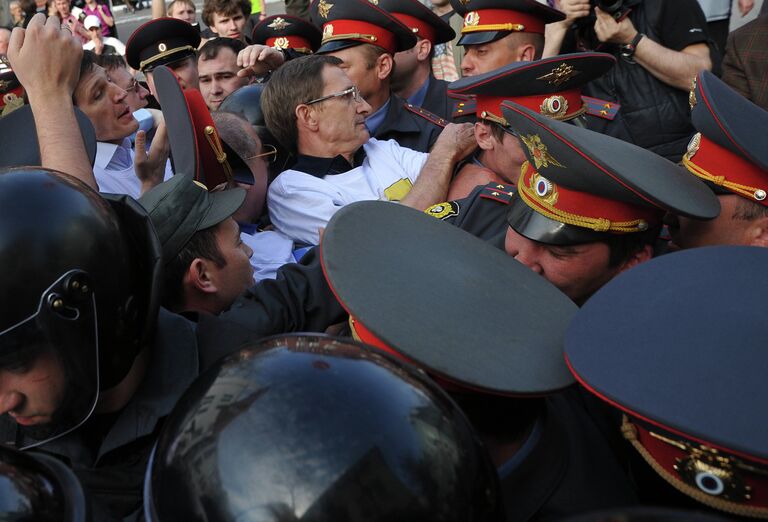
[94, 137, 132, 170]
[364, 97, 391, 136]
[292, 147, 368, 178]
[407, 76, 431, 109]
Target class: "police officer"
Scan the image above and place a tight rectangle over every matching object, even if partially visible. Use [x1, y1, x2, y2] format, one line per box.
[125, 17, 202, 95]
[318, 201, 640, 520]
[144, 334, 503, 521]
[309, 0, 447, 152]
[380, 0, 456, 120]
[667, 70, 768, 251]
[566, 245, 768, 519]
[427, 101, 719, 305]
[251, 13, 322, 55]
[442, 51, 617, 200]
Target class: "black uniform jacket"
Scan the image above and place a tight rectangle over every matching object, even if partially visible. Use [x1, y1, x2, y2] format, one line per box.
[426, 181, 516, 249]
[373, 93, 446, 153]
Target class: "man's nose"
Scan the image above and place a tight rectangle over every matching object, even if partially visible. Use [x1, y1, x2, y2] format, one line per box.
[514, 249, 543, 275]
[0, 390, 24, 416]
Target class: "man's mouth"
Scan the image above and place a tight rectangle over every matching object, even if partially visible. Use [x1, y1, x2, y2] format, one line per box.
[9, 412, 45, 426]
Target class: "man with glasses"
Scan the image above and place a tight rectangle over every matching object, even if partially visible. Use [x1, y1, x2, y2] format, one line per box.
[261, 54, 475, 246]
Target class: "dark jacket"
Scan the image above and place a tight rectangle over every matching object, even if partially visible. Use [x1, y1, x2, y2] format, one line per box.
[373, 93, 445, 153]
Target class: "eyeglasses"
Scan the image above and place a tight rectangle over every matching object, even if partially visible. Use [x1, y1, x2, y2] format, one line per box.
[124, 78, 141, 93]
[246, 144, 278, 164]
[304, 85, 363, 106]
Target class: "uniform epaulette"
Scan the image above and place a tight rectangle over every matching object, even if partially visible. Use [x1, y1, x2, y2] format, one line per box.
[452, 97, 477, 119]
[424, 200, 460, 220]
[404, 103, 447, 127]
[582, 96, 620, 121]
[479, 182, 515, 204]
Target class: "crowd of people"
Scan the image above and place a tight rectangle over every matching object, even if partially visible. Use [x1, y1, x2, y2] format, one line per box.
[0, 0, 767, 520]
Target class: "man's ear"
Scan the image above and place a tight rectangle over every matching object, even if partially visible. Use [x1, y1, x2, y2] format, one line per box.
[377, 52, 394, 81]
[416, 39, 432, 62]
[184, 258, 218, 294]
[617, 243, 653, 274]
[747, 216, 768, 248]
[517, 43, 537, 62]
[295, 103, 319, 131]
[474, 122, 496, 151]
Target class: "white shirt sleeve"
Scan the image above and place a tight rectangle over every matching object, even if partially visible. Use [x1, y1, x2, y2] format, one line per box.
[267, 171, 346, 246]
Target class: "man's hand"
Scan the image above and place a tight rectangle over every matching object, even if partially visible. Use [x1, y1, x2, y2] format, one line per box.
[8, 14, 83, 103]
[236, 44, 285, 78]
[555, 0, 591, 23]
[738, 0, 754, 16]
[431, 123, 476, 162]
[135, 122, 170, 195]
[594, 6, 637, 45]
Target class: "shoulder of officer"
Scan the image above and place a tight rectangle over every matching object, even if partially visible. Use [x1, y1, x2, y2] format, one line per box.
[451, 96, 477, 122]
[478, 182, 516, 204]
[404, 102, 448, 128]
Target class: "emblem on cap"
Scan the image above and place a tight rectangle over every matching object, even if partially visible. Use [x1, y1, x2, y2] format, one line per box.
[464, 11, 480, 27]
[684, 133, 701, 161]
[158, 42, 167, 52]
[530, 173, 559, 205]
[272, 37, 290, 49]
[267, 17, 291, 31]
[318, 0, 333, 19]
[537, 64, 580, 87]
[540, 95, 569, 119]
[368, 0, 378, 4]
[521, 134, 565, 170]
[323, 24, 334, 39]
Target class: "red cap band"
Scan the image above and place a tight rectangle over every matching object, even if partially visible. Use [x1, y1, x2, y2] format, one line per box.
[462, 9, 546, 35]
[322, 19, 397, 54]
[477, 89, 585, 122]
[266, 35, 314, 52]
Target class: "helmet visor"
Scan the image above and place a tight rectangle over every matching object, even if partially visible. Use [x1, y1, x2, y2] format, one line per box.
[0, 270, 99, 449]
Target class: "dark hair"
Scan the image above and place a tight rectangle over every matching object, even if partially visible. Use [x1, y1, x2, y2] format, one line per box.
[212, 111, 260, 159]
[162, 225, 226, 311]
[732, 196, 768, 221]
[201, 0, 250, 28]
[603, 225, 661, 268]
[359, 42, 395, 80]
[94, 53, 128, 72]
[261, 54, 343, 154]
[73, 50, 98, 104]
[198, 36, 246, 61]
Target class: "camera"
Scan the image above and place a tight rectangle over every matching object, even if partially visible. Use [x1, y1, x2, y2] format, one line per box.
[592, 0, 633, 21]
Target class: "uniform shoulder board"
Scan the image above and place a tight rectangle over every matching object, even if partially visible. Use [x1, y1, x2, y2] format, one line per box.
[582, 96, 620, 121]
[424, 200, 460, 220]
[404, 103, 447, 128]
[479, 182, 516, 204]
[451, 97, 477, 120]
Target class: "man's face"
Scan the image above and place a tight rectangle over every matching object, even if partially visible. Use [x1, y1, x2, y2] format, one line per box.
[308, 65, 371, 156]
[667, 194, 751, 250]
[54, 0, 70, 16]
[198, 48, 248, 110]
[210, 10, 247, 41]
[108, 65, 149, 112]
[209, 217, 255, 310]
[170, 2, 196, 24]
[461, 36, 519, 77]
[74, 65, 138, 143]
[0, 350, 67, 429]
[392, 44, 419, 92]
[504, 226, 625, 304]
[327, 45, 383, 104]
[478, 124, 528, 184]
[146, 55, 200, 94]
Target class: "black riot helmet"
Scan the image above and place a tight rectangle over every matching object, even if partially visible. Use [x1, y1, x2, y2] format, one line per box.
[0, 168, 162, 449]
[218, 84, 293, 180]
[145, 335, 502, 522]
[0, 444, 89, 521]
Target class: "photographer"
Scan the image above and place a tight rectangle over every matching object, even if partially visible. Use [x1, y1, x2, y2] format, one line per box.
[544, 0, 717, 161]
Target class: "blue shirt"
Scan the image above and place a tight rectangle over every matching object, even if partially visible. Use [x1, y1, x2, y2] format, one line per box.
[364, 97, 391, 136]
[407, 76, 431, 109]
